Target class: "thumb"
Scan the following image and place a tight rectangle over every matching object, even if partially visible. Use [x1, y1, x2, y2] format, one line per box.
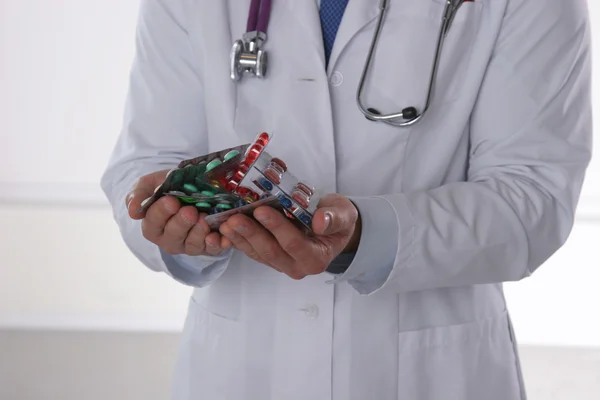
[312, 200, 358, 236]
[126, 169, 171, 219]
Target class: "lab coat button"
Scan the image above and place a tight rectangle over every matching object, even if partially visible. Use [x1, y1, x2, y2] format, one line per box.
[300, 304, 319, 319]
[330, 71, 343, 87]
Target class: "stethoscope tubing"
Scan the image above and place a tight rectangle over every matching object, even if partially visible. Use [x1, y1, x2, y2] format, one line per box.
[247, 0, 272, 33]
[356, 0, 465, 126]
[235, 0, 467, 127]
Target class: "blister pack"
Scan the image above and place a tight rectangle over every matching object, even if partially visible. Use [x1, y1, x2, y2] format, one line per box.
[138, 143, 250, 214]
[138, 132, 321, 232]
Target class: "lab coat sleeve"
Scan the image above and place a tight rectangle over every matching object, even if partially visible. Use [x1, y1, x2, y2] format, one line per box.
[326, 198, 398, 286]
[333, 0, 593, 295]
[100, 0, 232, 287]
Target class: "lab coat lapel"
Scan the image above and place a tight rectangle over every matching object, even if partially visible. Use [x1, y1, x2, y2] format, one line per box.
[327, 0, 379, 74]
[283, 0, 326, 65]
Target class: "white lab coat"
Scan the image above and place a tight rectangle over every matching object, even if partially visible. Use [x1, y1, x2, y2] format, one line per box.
[101, 0, 593, 399]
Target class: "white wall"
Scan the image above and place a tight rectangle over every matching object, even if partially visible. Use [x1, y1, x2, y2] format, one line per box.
[1, 0, 599, 348]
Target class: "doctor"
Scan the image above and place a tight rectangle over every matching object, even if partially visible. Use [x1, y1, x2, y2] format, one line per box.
[102, 0, 592, 399]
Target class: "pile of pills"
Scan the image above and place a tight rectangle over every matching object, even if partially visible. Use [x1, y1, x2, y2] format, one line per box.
[144, 132, 320, 231]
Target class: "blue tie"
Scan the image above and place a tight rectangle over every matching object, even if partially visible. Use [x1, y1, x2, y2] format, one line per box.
[320, 0, 350, 67]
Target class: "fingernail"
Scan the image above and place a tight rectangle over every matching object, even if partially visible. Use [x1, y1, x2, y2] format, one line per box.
[200, 223, 210, 234]
[222, 231, 237, 239]
[324, 211, 332, 231]
[126, 194, 134, 209]
[254, 213, 270, 223]
[233, 225, 247, 233]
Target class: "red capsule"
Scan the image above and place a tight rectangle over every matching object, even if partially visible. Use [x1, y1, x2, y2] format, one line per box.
[283, 209, 294, 219]
[237, 163, 249, 174]
[292, 190, 310, 209]
[225, 180, 237, 192]
[236, 186, 259, 202]
[294, 182, 314, 197]
[264, 167, 282, 184]
[236, 186, 250, 196]
[270, 157, 287, 172]
[244, 143, 263, 166]
[225, 170, 245, 191]
[233, 169, 246, 182]
[256, 132, 270, 146]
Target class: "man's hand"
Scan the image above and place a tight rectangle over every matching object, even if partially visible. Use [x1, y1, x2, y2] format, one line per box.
[218, 194, 361, 279]
[126, 169, 231, 256]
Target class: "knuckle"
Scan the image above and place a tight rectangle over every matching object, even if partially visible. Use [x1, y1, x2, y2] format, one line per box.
[141, 223, 157, 242]
[262, 242, 280, 260]
[164, 221, 188, 241]
[144, 208, 162, 226]
[348, 205, 359, 223]
[282, 239, 303, 255]
[184, 241, 205, 256]
[142, 230, 153, 242]
[308, 262, 327, 275]
[288, 271, 306, 280]
[140, 173, 155, 186]
[246, 251, 262, 262]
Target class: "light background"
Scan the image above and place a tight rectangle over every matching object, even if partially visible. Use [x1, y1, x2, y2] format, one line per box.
[1, 0, 599, 350]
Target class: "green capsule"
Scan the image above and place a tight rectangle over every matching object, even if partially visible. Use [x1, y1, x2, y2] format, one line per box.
[223, 150, 240, 162]
[179, 197, 198, 204]
[195, 202, 212, 209]
[183, 183, 199, 193]
[200, 190, 215, 197]
[215, 203, 233, 210]
[205, 159, 223, 172]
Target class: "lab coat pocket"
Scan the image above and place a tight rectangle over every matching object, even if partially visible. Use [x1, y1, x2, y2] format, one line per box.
[172, 295, 245, 400]
[396, 310, 524, 400]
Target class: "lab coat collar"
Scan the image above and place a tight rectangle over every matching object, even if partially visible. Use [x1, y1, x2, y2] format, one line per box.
[284, 0, 379, 75]
[327, 0, 379, 74]
[283, 0, 326, 65]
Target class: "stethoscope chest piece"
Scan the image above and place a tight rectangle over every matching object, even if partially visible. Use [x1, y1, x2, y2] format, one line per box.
[230, 31, 268, 81]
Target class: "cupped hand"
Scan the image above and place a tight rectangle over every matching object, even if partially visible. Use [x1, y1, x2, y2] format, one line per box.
[126, 169, 231, 256]
[218, 194, 361, 279]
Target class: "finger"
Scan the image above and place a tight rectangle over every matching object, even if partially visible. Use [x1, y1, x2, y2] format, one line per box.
[162, 206, 198, 254]
[141, 196, 181, 241]
[184, 213, 210, 256]
[204, 232, 227, 256]
[226, 214, 295, 271]
[312, 195, 359, 236]
[253, 207, 317, 262]
[127, 174, 166, 219]
[219, 222, 261, 261]
[127, 188, 156, 220]
[220, 235, 233, 249]
[220, 223, 281, 273]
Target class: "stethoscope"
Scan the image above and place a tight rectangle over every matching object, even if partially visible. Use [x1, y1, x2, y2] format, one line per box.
[230, 0, 469, 126]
